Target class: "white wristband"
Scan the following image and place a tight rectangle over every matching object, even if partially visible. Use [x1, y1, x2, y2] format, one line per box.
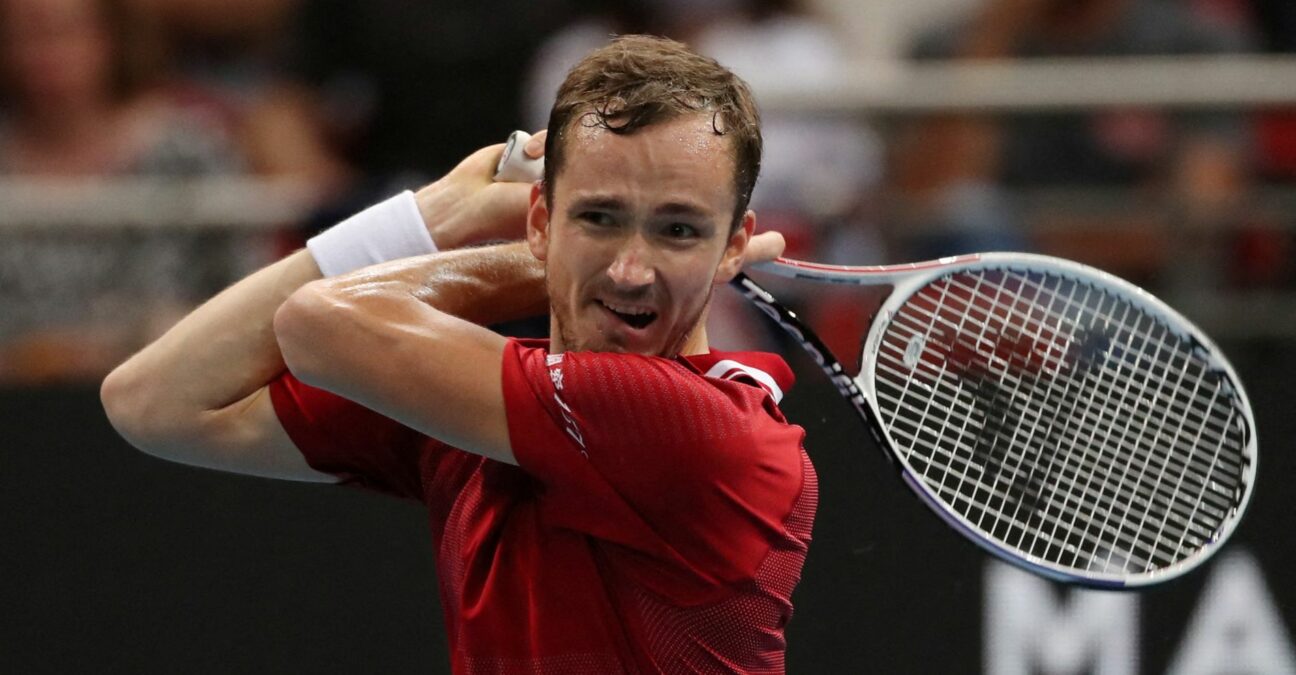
[306, 190, 437, 277]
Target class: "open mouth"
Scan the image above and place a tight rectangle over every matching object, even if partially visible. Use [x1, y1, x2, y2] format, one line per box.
[597, 300, 658, 330]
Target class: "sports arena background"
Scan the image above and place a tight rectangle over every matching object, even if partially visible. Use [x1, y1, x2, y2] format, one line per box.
[3, 0, 1294, 672]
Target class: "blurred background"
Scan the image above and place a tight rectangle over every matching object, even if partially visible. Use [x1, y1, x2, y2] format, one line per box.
[2, 0, 1293, 673]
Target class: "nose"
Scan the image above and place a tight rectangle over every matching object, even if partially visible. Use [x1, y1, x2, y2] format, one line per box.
[606, 235, 656, 289]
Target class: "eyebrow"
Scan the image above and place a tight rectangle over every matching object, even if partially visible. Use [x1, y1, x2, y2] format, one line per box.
[568, 195, 714, 219]
[568, 196, 625, 213]
[656, 202, 712, 219]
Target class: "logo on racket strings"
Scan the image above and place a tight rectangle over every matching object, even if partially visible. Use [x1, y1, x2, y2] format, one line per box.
[904, 335, 926, 368]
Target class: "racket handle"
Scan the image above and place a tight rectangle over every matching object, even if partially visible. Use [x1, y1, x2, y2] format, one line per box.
[494, 130, 545, 183]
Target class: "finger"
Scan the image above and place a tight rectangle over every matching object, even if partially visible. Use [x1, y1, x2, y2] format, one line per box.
[457, 142, 509, 180]
[484, 181, 534, 214]
[745, 231, 786, 265]
[495, 133, 544, 183]
[477, 182, 535, 238]
[524, 130, 547, 158]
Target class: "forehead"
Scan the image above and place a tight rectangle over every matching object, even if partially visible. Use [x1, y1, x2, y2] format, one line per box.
[556, 112, 737, 208]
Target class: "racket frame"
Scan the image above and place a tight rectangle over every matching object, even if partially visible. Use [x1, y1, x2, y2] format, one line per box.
[742, 252, 1257, 587]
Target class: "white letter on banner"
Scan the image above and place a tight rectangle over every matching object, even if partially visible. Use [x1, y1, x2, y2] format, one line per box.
[985, 562, 1138, 675]
[1166, 550, 1296, 675]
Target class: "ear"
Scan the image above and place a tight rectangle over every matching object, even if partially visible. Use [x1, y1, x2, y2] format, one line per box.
[714, 210, 756, 284]
[525, 181, 550, 261]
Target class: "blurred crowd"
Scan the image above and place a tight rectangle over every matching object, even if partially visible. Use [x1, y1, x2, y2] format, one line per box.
[1, 0, 1293, 382]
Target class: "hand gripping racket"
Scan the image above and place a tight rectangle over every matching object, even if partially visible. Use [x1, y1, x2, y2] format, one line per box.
[494, 132, 1257, 588]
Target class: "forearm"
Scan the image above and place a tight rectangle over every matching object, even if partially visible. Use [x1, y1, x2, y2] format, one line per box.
[279, 243, 546, 373]
[274, 242, 547, 462]
[102, 250, 323, 437]
[365, 242, 548, 325]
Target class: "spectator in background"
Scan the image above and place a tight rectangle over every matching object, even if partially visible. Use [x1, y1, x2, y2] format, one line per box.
[1233, 0, 1296, 286]
[524, 0, 659, 131]
[0, 0, 241, 176]
[282, 0, 572, 184]
[0, 0, 246, 382]
[1248, 0, 1296, 180]
[126, 0, 349, 190]
[898, 0, 1254, 283]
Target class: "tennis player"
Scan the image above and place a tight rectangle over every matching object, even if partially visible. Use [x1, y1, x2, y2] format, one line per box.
[102, 36, 814, 674]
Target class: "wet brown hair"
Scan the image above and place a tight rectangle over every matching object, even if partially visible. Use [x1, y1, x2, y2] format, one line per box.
[543, 35, 762, 231]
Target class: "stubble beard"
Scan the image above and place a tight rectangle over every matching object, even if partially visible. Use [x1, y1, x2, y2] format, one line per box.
[546, 272, 711, 358]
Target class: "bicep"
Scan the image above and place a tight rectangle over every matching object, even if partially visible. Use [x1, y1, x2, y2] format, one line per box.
[187, 386, 338, 483]
[276, 285, 514, 465]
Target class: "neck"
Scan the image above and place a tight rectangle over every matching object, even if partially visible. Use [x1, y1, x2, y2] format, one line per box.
[678, 324, 710, 357]
[546, 320, 711, 358]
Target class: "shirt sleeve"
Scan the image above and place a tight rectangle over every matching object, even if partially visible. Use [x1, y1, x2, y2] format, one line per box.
[269, 371, 429, 501]
[500, 340, 807, 600]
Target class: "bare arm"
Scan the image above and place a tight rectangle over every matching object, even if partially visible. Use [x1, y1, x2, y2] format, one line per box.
[102, 249, 330, 479]
[274, 243, 546, 465]
[273, 210, 785, 468]
[101, 142, 537, 480]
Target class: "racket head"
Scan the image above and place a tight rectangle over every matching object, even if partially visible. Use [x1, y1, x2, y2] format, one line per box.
[850, 253, 1256, 587]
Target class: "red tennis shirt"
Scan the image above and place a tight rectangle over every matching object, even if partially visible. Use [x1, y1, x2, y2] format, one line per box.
[269, 338, 816, 674]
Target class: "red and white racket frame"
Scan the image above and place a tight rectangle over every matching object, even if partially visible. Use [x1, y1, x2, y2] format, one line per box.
[749, 253, 1258, 587]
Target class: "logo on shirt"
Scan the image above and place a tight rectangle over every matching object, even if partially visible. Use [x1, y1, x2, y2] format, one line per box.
[554, 393, 587, 455]
[546, 356, 586, 456]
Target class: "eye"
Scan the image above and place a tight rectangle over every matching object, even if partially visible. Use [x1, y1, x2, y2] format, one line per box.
[664, 222, 700, 240]
[578, 211, 616, 228]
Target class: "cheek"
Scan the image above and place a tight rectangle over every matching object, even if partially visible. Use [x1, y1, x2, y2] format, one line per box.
[665, 257, 722, 315]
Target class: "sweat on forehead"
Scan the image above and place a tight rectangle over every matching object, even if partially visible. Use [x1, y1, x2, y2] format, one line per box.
[541, 35, 763, 230]
[565, 110, 732, 155]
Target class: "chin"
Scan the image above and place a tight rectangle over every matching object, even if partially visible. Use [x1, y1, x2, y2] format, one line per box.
[553, 296, 706, 358]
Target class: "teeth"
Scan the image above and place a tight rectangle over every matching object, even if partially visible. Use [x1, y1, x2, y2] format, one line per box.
[603, 301, 654, 316]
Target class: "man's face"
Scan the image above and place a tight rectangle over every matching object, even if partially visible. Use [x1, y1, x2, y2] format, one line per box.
[527, 112, 753, 357]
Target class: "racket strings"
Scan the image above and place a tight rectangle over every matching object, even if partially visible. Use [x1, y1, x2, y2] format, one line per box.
[973, 278, 1241, 569]
[880, 282, 1180, 569]
[871, 267, 1250, 576]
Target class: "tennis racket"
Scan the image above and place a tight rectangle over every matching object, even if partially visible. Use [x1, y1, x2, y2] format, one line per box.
[494, 131, 1257, 588]
[736, 256, 1256, 588]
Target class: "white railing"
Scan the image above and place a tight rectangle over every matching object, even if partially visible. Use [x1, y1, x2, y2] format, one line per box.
[1, 177, 1291, 341]
[759, 56, 1296, 113]
[0, 177, 325, 231]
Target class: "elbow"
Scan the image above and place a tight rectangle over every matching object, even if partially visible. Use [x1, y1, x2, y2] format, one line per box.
[102, 360, 201, 459]
[101, 361, 164, 452]
[274, 282, 340, 387]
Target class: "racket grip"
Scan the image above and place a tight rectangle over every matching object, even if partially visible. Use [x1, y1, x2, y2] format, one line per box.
[494, 130, 545, 183]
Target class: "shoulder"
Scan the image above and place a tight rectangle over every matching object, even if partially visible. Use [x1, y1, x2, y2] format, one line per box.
[503, 340, 799, 460]
[507, 340, 793, 411]
[690, 349, 794, 406]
